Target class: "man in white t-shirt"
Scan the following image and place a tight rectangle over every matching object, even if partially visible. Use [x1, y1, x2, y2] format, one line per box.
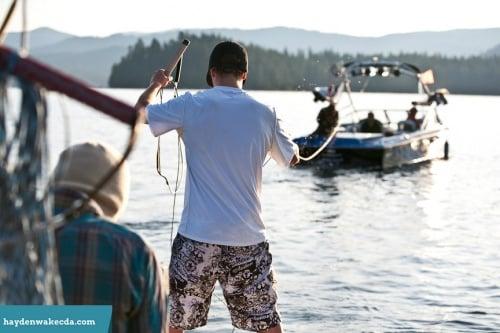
[135, 41, 298, 333]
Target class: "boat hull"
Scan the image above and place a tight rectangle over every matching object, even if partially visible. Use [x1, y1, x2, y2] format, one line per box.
[294, 128, 448, 169]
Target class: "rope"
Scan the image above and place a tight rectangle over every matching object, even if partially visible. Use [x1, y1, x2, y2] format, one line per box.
[155, 88, 184, 194]
[170, 135, 183, 247]
[50, 107, 144, 227]
[20, 0, 28, 54]
[56, 95, 71, 149]
[156, 85, 236, 332]
[0, 0, 18, 43]
[1, 96, 144, 240]
[156, 83, 189, 331]
[264, 107, 339, 165]
[0, 0, 145, 307]
[156, 85, 184, 248]
[298, 125, 339, 162]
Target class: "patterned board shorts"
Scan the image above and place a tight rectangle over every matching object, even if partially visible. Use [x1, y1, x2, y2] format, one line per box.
[169, 234, 281, 331]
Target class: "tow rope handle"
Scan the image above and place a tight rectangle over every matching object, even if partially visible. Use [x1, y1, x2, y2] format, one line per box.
[155, 39, 190, 190]
[164, 39, 190, 79]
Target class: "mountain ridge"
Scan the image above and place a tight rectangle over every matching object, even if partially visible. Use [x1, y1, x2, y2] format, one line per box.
[4, 26, 500, 86]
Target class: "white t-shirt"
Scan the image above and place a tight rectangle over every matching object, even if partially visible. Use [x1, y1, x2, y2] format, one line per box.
[146, 86, 298, 246]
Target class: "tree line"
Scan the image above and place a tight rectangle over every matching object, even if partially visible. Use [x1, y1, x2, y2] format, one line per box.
[109, 33, 500, 95]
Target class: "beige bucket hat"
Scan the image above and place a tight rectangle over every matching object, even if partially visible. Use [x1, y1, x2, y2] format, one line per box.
[53, 142, 130, 221]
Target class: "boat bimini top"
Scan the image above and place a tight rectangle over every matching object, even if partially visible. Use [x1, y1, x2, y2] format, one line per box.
[313, 58, 448, 108]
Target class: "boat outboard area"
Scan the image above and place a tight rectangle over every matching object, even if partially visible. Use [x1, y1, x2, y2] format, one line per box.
[294, 59, 450, 169]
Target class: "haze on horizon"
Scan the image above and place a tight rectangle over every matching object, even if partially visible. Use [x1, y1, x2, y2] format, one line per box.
[3, 0, 500, 37]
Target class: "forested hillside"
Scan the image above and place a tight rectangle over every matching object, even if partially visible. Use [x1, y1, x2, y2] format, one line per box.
[109, 33, 500, 95]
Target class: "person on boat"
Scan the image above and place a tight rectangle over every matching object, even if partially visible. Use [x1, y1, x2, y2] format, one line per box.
[358, 111, 383, 133]
[403, 106, 422, 132]
[311, 100, 338, 137]
[135, 41, 298, 333]
[52, 142, 168, 333]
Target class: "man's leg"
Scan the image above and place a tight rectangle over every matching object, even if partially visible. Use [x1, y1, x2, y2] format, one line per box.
[220, 241, 282, 332]
[169, 235, 219, 331]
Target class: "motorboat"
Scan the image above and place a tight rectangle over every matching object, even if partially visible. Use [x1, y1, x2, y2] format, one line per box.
[294, 59, 450, 169]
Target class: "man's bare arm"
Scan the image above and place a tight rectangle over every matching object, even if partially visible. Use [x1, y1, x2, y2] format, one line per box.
[135, 69, 171, 122]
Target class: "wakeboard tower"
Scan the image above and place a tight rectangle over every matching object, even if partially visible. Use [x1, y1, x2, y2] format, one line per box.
[294, 59, 450, 169]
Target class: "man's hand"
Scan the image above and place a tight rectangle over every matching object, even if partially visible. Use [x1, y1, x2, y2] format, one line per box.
[290, 154, 300, 166]
[135, 69, 173, 121]
[150, 69, 172, 89]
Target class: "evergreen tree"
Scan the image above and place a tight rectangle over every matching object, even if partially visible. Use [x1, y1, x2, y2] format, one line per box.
[108, 33, 500, 95]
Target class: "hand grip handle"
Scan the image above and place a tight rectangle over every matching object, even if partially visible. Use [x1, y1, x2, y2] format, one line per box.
[164, 39, 190, 77]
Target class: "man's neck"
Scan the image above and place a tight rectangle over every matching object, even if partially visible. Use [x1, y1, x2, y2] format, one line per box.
[215, 84, 241, 89]
[212, 78, 244, 89]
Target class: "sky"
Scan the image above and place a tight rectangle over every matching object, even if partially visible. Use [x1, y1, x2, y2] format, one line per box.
[4, 0, 500, 37]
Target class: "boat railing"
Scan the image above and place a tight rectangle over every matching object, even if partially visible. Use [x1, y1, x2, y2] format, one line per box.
[340, 108, 409, 126]
[340, 106, 442, 134]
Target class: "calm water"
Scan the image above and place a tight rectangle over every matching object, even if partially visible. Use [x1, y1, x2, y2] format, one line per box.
[45, 90, 500, 332]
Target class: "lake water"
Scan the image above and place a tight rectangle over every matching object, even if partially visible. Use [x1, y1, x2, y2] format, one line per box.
[45, 89, 500, 332]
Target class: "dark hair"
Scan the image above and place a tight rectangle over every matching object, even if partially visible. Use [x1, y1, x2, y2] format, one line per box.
[206, 41, 248, 87]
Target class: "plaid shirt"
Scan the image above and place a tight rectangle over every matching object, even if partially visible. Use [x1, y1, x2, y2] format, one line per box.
[56, 213, 167, 333]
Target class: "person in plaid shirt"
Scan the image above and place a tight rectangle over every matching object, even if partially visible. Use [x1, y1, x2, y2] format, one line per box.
[52, 142, 168, 333]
